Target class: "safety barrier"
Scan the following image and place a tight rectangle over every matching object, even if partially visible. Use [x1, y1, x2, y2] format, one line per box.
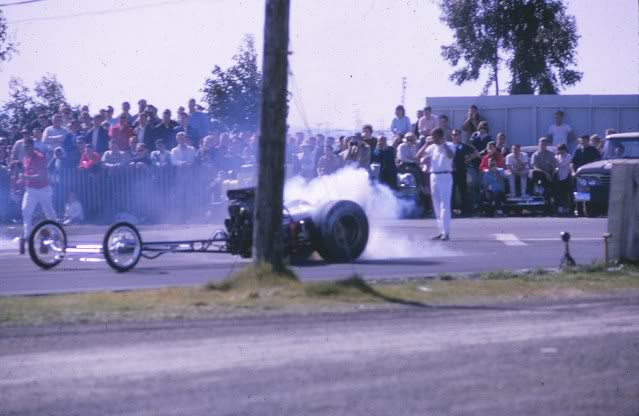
[0, 165, 256, 224]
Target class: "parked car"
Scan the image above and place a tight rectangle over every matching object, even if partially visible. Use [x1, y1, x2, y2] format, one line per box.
[574, 132, 639, 216]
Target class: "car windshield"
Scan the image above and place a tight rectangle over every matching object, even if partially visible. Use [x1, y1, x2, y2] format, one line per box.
[602, 139, 639, 159]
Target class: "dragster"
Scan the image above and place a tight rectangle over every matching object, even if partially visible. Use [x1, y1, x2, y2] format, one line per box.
[27, 188, 370, 272]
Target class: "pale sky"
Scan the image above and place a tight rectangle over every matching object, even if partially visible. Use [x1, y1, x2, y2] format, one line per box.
[1, 0, 638, 131]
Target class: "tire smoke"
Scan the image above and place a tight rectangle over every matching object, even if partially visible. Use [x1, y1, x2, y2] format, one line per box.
[284, 167, 457, 259]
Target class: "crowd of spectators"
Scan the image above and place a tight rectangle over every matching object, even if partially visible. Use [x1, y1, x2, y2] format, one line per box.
[0, 98, 618, 224]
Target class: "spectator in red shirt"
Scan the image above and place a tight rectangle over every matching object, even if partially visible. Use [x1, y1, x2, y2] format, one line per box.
[479, 141, 505, 171]
[79, 143, 101, 172]
[20, 138, 57, 244]
[109, 113, 133, 151]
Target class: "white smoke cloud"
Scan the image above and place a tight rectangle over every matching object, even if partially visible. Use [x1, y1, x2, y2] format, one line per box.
[284, 167, 458, 259]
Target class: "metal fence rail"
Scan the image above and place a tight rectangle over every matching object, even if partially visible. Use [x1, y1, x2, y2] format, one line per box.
[1, 165, 228, 225]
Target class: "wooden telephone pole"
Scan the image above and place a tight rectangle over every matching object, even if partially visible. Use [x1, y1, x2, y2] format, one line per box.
[252, 0, 290, 272]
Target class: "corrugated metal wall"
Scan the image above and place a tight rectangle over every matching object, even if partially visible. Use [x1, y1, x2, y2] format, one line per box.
[426, 94, 639, 146]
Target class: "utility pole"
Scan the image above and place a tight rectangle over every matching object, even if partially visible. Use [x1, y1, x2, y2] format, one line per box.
[401, 77, 407, 106]
[252, 0, 290, 272]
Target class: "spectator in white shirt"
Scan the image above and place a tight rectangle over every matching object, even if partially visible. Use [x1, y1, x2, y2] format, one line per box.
[418, 106, 438, 137]
[42, 114, 69, 159]
[101, 140, 128, 168]
[424, 127, 455, 240]
[547, 110, 576, 151]
[171, 132, 196, 167]
[505, 144, 529, 197]
[554, 143, 573, 216]
[151, 139, 172, 168]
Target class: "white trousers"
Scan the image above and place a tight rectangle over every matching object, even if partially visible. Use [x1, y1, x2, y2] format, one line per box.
[22, 186, 57, 238]
[508, 173, 528, 196]
[430, 173, 453, 236]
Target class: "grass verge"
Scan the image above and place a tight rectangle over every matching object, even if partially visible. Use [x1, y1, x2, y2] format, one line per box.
[1, 263, 638, 327]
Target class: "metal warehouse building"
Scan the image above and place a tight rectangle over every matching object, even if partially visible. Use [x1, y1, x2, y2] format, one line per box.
[426, 94, 639, 146]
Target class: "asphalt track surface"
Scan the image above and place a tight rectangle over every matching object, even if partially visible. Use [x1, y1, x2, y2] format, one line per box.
[1, 217, 608, 295]
[1, 295, 637, 416]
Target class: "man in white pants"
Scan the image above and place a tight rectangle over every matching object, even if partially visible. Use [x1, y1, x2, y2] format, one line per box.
[424, 127, 455, 240]
[20, 138, 57, 253]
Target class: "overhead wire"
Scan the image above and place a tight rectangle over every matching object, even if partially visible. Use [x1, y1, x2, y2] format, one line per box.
[0, 0, 44, 7]
[7, 0, 203, 24]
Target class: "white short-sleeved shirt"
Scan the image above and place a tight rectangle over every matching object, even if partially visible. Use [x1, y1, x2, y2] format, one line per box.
[425, 142, 455, 172]
[547, 123, 572, 146]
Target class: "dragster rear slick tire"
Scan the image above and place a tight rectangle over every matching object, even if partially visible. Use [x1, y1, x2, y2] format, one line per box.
[313, 200, 369, 263]
[103, 222, 142, 272]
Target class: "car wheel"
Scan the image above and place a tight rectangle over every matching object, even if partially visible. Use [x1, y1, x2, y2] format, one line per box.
[103, 222, 142, 272]
[313, 200, 369, 263]
[28, 220, 67, 270]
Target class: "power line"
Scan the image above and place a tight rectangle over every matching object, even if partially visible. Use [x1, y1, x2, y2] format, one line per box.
[7, 0, 202, 24]
[0, 0, 44, 6]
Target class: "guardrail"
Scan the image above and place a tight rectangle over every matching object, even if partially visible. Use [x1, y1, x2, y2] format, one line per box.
[0, 165, 256, 225]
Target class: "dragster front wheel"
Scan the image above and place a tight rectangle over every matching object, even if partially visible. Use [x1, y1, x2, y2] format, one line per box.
[28, 220, 67, 270]
[103, 222, 142, 272]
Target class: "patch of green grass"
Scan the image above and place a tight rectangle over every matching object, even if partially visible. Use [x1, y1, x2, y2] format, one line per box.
[479, 269, 520, 280]
[2, 264, 639, 327]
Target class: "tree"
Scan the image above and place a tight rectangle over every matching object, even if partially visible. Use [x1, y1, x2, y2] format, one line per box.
[0, 9, 18, 69]
[202, 35, 262, 132]
[440, 0, 506, 95]
[438, 0, 582, 95]
[34, 73, 68, 114]
[1, 77, 35, 129]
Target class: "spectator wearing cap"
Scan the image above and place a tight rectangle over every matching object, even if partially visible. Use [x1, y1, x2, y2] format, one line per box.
[85, 114, 109, 154]
[153, 109, 179, 149]
[297, 139, 316, 180]
[546, 110, 576, 151]
[390, 105, 411, 137]
[462, 105, 485, 142]
[187, 98, 209, 142]
[104, 106, 117, 127]
[418, 106, 438, 138]
[109, 113, 134, 151]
